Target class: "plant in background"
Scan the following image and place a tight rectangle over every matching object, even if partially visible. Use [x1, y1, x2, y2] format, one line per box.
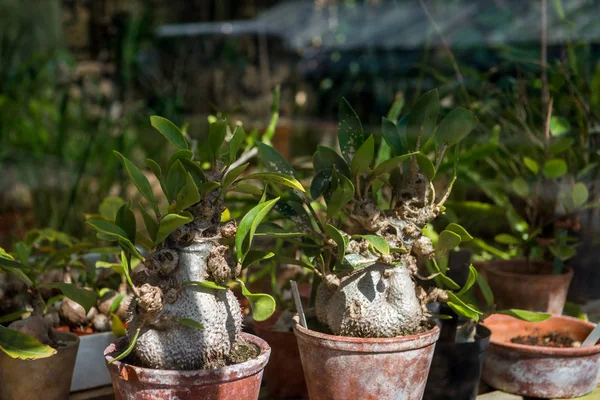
[256, 90, 491, 338]
[87, 115, 302, 369]
[0, 229, 97, 359]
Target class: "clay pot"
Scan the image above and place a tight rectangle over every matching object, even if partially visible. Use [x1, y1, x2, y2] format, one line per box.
[482, 314, 600, 398]
[293, 315, 440, 400]
[0, 331, 80, 400]
[423, 324, 491, 400]
[476, 259, 573, 314]
[104, 332, 270, 400]
[254, 312, 308, 399]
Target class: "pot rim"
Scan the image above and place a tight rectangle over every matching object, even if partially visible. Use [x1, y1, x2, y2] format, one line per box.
[104, 332, 270, 385]
[52, 330, 80, 349]
[292, 315, 440, 352]
[483, 314, 600, 356]
[475, 259, 574, 281]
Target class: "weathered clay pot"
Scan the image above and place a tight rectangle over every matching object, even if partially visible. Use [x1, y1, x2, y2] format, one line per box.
[0, 331, 80, 400]
[105, 332, 270, 400]
[423, 324, 491, 400]
[477, 260, 573, 314]
[482, 314, 600, 398]
[293, 315, 440, 400]
[254, 312, 308, 399]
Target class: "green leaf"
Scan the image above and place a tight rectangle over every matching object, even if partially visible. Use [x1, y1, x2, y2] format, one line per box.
[223, 163, 249, 191]
[109, 294, 125, 314]
[416, 153, 435, 180]
[406, 89, 440, 150]
[140, 206, 158, 242]
[177, 318, 205, 330]
[338, 98, 364, 163]
[356, 235, 390, 255]
[310, 169, 332, 199]
[326, 172, 354, 219]
[572, 182, 589, 208]
[434, 108, 478, 147]
[116, 204, 136, 243]
[236, 197, 280, 262]
[437, 230, 461, 251]
[550, 137, 574, 155]
[239, 173, 304, 192]
[428, 259, 460, 289]
[381, 117, 408, 156]
[326, 224, 347, 261]
[166, 160, 188, 203]
[99, 197, 126, 222]
[237, 280, 276, 322]
[180, 158, 206, 187]
[549, 116, 570, 137]
[257, 143, 297, 177]
[229, 126, 247, 164]
[549, 245, 577, 261]
[0, 263, 32, 287]
[313, 146, 351, 177]
[0, 310, 29, 324]
[39, 283, 97, 314]
[230, 183, 263, 196]
[175, 173, 201, 212]
[446, 292, 482, 322]
[167, 149, 193, 171]
[198, 181, 221, 194]
[150, 116, 188, 149]
[0, 325, 56, 360]
[109, 328, 141, 364]
[543, 159, 568, 179]
[512, 177, 530, 197]
[242, 250, 275, 269]
[523, 157, 539, 175]
[184, 281, 229, 290]
[457, 264, 478, 296]
[497, 309, 551, 322]
[271, 200, 313, 229]
[373, 152, 419, 175]
[445, 223, 473, 242]
[155, 212, 194, 245]
[114, 151, 158, 215]
[350, 135, 375, 175]
[208, 120, 228, 162]
[87, 220, 142, 260]
[494, 233, 521, 245]
[111, 313, 126, 337]
[477, 273, 494, 308]
[146, 159, 168, 196]
[13, 242, 30, 265]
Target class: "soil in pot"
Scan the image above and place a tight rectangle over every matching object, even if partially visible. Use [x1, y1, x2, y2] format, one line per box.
[510, 333, 578, 348]
[0, 330, 80, 400]
[476, 259, 573, 314]
[105, 332, 270, 400]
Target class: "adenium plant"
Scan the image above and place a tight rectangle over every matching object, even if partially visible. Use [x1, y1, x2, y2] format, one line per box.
[0, 229, 97, 359]
[87, 116, 302, 369]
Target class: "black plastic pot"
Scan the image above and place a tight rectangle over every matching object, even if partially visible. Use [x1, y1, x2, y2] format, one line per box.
[423, 317, 491, 399]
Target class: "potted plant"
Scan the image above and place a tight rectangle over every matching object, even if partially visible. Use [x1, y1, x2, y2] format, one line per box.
[88, 115, 301, 399]
[256, 91, 487, 399]
[0, 232, 98, 400]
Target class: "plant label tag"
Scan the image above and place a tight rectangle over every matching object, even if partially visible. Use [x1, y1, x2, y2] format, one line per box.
[290, 280, 307, 328]
[582, 323, 600, 348]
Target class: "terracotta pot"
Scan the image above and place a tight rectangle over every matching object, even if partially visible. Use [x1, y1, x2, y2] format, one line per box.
[476, 259, 573, 314]
[254, 312, 308, 399]
[0, 331, 80, 400]
[293, 315, 440, 400]
[423, 324, 491, 400]
[104, 332, 270, 400]
[482, 314, 600, 398]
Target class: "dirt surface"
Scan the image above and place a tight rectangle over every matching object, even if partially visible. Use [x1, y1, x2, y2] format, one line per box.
[510, 333, 579, 348]
[229, 341, 260, 364]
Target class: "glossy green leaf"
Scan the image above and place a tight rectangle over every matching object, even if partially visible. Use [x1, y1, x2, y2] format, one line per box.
[573, 182, 589, 208]
[140, 206, 158, 242]
[350, 135, 375, 175]
[146, 159, 168, 196]
[239, 173, 304, 192]
[446, 292, 482, 322]
[381, 117, 409, 156]
[167, 149, 193, 171]
[198, 181, 221, 194]
[543, 159, 568, 179]
[257, 142, 297, 177]
[406, 89, 440, 150]
[222, 163, 249, 191]
[338, 98, 364, 163]
[114, 151, 158, 215]
[310, 169, 332, 199]
[242, 250, 275, 269]
[0, 262, 32, 287]
[523, 157, 539, 175]
[116, 204, 136, 244]
[416, 153, 435, 180]
[549, 137, 574, 155]
[184, 280, 229, 290]
[236, 197, 280, 261]
[87, 220, 142, 259]
[99, 197, 126, 222]
[549, 116, 570, 136]
[166, 160, 188, 203]
[437, 230, 461, 251]
[356, 235, 390, 255]
[230, 183, 263, 196]
[271, 200, 313, 229]
[494, 233, 521, 245]
[313, 146, 351, 177]
[39, 283, 97, 314]
[497, 309, 551, 322]
[109, 328, 140, 363]
[512, 177, 530, 197]
[434, 108, 478, 147]
[180, 158, 206, 186]
[457, 264, 478, 296]
[150, 116, 188, 149]
[208, 120, 228, 162]
[175, 173, 201, 212]
[155, 212, 194, 245]
[0, 325, 56, 360]
[229, 125, 247, 164]
[111, 313, 126, 337]
[477, 273, 494, 308]
[238, 280, 276, 322]
[549, 244, 577, 261]
[177, 318, 205, 330]
[109, 294, 125, 314]
[0, 310, 29, 324]
[326, 224, 347, 261]
[326, 172, 354, 219]
[373, 152, 419, 175]
[445, 223, 473, 242]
